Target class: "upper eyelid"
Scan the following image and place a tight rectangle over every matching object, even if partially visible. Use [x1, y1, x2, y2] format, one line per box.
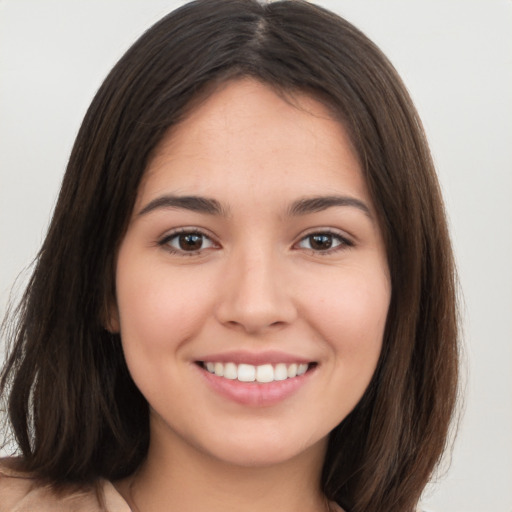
[157, 229, 220, 259]
[293, 229, 355, 253]
[157, 228, 220, 253]
[159, 226, 218, 242]
[156, 226, 355, 248]
[295, 227, 354, 243]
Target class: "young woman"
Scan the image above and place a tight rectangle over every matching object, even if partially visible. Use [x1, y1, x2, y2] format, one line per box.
[0, 1, 459, 511]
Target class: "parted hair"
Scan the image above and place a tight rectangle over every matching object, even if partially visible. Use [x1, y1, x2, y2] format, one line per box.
[0, 1, 459, 511]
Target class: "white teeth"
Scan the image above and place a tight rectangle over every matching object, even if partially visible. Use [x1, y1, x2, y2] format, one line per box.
[274, 363, 288, 381]
[287, 363, 297, 378]
[223, 362, 237, 380]
[203, 361, 311, 382]
[297, 363, 308, 376]
[256, 364, 274, 383]
[214, 362, 224, 377]
[237, 364, 256, 382]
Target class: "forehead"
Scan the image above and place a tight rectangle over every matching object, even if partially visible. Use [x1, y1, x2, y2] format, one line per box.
[137, 78, 368, 210]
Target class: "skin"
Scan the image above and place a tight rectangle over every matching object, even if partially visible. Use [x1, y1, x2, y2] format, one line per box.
[112, 79, 390, 512]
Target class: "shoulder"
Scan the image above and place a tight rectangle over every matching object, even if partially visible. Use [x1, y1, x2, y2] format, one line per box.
[329, 502, 424, 512]
[0, 458, 130, 512]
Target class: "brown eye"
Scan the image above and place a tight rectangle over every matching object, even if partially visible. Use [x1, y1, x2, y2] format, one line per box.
[162, 230, 216, 253]
[297, 231, 351, 253]
[309, 234, 333, 250]
[178, 233, 204, 251]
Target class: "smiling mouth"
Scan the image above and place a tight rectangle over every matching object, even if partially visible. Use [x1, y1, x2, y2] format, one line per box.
[197, 361, 317, 383]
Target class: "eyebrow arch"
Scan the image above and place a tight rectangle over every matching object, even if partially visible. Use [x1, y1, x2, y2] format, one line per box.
[288, 195, 372, 218]
[138, 195, 228, 217]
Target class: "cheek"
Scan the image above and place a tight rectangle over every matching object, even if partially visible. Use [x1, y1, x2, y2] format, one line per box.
[303, 264, 390, 360]
[115, 259, 215, 359]
[114, 260, 218, 408]
[304, 267, 389, 422]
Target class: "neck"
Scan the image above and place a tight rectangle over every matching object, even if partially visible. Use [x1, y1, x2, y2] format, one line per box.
[118, 416, 330, 512]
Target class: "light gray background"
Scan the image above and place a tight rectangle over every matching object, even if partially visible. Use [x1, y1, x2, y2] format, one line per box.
[1, 1, 511, 511]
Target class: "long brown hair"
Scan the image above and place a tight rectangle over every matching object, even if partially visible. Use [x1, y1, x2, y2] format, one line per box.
[0, 1, 459, 511]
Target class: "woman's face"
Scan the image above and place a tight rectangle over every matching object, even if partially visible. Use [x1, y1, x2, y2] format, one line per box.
[111, 79, 390, 468]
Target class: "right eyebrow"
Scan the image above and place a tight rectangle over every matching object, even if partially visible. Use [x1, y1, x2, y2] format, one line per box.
[137, 195, 229, 217]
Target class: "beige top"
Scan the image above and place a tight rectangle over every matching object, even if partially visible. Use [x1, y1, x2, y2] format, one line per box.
[0, 462, 130, 512]
[0, 461, 345, 512]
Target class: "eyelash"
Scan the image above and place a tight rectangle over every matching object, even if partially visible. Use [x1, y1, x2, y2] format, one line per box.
[158, 228, 218, 256]
[295, 229, 354, 255]
[158, 228, 353, 256]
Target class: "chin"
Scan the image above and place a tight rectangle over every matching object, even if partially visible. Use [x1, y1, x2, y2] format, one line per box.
[194, 427, 328, 469]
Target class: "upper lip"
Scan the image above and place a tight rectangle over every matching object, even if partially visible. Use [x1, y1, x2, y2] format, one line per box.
[196, 350, 315, 366]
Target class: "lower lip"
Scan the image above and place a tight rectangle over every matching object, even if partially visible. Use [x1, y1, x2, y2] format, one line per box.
[196, 365, 315, 407]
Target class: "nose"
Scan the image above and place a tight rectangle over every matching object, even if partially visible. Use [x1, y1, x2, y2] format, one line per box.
[214, 248, 297, 335]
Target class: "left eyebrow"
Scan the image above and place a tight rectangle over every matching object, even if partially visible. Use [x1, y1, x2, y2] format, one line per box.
[138, 195, 228, 217]
[287, 195, 372, 218]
